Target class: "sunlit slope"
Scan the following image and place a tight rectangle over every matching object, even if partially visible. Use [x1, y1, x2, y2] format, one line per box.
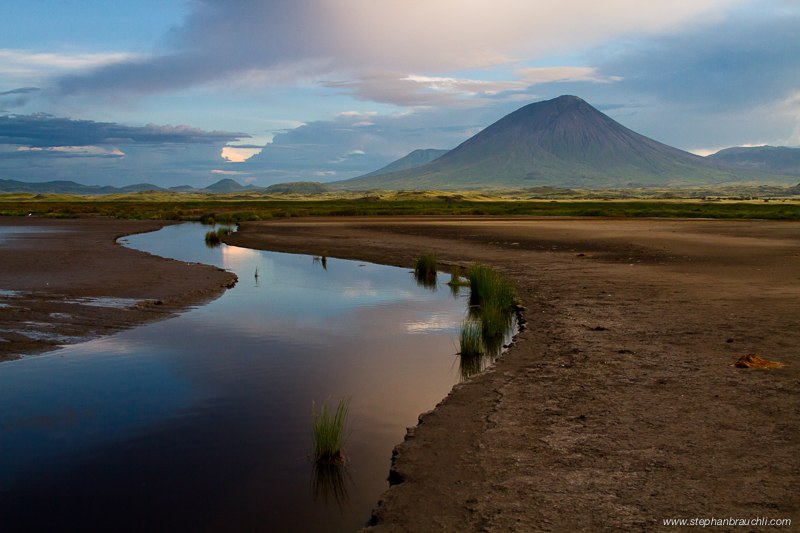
[330, 96, 789, 190]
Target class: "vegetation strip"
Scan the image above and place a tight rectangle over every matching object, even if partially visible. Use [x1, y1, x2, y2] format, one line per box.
[2, 197, 800, 221]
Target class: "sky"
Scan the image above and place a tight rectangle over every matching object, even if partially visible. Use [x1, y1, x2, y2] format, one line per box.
[1, 0, 799, 188]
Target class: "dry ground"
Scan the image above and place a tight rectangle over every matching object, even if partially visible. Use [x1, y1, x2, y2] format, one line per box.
[0, 217, 236, 361]
[224, 216, 800, 532]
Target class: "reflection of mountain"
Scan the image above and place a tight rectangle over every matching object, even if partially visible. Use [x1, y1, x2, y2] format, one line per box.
[330, 95, 793, 190]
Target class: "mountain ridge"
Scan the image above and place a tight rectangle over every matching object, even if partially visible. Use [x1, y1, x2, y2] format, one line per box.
[709, 145, 800, 176]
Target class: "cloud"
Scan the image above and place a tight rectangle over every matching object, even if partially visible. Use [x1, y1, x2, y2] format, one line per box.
[323, 71, 526, 108]
[514, 67, 621, 85]
[238, 103, 526, 183]
[0, 114, 249, 148]
[595, 11, 800, 111]
[0, 50, 143, 86]
[46, 0, 749, 99]
[6, 146, 125, 159]
[574, 8, 800, 149]
[0, 87, 41, 109]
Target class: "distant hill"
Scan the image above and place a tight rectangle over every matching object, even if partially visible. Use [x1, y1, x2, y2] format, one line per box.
[360, 149, 450, 177]
[202, 178, 265, 193]
[0, 179, 165, 195]
[708, 146, 800, 176]
[264, 181, 331, 194]
[330, 96, 792, 190]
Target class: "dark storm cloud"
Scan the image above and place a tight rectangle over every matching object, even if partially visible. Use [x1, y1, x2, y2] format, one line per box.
[54, 1, 317, 96]
[596, 12, 800, 110]
[0, 114, 249, 148]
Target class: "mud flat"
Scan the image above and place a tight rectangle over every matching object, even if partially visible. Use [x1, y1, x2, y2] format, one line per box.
[0, 217, 236, 361]
[225, 216, 800, 532]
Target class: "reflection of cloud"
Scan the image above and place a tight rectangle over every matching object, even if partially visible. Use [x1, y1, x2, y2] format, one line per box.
[341, 287, 377, 298]
[405, 315, 460, 334]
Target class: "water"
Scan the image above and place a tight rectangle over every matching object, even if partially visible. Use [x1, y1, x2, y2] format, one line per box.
[0, 223, 482, 532]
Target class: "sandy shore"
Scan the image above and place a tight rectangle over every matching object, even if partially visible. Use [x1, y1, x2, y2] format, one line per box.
[0, 217, 236, 361]
[224, 216, 800, 532]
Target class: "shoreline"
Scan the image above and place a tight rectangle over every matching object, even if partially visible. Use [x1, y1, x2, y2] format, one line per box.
[224, 216, 800, 531]
[0, 217, 237, 362]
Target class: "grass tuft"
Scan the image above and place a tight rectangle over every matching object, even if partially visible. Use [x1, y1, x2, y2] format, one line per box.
[204, 226, 232, 247]
[414, 254, 438, 279]
[311, 397, 352, 464]
[467, 264, 517, 309]
[447, 265, 470, 287]
[458, 321, 483, 358]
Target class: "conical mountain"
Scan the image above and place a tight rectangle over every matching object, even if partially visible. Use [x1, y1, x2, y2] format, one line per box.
[330, 96, 787, 190]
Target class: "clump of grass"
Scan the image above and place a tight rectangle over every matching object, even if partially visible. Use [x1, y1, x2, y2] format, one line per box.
[204, 226, 232, 247]
[457, 321, 488, 381]
[311, 397, 352, 465]
[479, 304, 514, 338]
[447, 265, 470, 287]
[458, 321, 483, 358]
[414, 254, 438, 279]
[467, 264, 517, 309]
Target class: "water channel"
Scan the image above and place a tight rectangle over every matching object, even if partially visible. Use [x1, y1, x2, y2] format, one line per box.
[0, 223, 511, 532]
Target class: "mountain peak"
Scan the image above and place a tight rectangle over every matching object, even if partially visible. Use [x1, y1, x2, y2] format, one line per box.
[330, 95, 788, 190]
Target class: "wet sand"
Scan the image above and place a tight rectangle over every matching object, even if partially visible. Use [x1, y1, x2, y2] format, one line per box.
[224, 216, 800, 532]
[0, 217, 236, 361]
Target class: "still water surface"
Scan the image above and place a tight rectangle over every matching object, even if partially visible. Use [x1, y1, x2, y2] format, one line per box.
[0, 223, 471, 532]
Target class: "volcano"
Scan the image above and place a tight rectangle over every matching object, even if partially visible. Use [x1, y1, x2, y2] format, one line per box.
[330, 96, 785, 190]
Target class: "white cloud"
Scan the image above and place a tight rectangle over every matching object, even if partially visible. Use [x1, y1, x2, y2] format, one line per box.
[210, 169, 250, 175]
[221, 146, 261, 162]
[0, 49, 143, 87]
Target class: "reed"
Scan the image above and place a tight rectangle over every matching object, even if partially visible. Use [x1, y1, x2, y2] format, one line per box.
[458, 321, 483, 356]
[311, 397, 352, 464]
[467, 264, 517, 308]
[447, 265, 470, 287]
[414, 254, 438, 279]
[204, 226, 233, 247]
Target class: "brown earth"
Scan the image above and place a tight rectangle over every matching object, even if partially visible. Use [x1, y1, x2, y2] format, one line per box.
[223, 216, 800, 532]
[0, 217, 236, 361]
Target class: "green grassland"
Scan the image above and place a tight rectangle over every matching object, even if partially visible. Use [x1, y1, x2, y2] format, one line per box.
[1, 186, 799, 221]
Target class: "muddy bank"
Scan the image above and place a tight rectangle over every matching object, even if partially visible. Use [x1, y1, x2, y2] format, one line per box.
[0, 217, 236, 361]
[225, 216, 799, 532]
